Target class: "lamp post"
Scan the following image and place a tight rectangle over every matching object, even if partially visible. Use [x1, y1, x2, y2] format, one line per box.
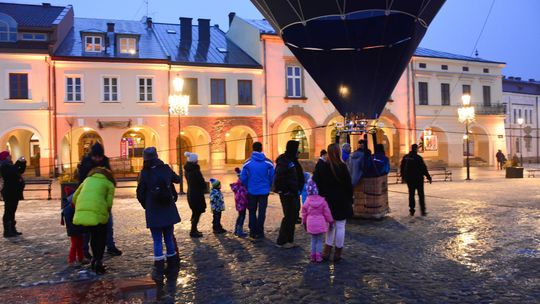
[517, 117, 524, 166]
[458, 94, 475, 180]
[169, 76, 189, 194]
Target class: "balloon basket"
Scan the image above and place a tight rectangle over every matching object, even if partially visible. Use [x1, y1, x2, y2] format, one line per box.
[352, 175, 390, 220]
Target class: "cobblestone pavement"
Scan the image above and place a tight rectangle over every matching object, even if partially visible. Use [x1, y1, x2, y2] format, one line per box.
[0, 174, 538, 303]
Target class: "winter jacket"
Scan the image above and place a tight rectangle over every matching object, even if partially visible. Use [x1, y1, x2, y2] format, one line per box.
[77, 155, 111, 184]
[400, 152, 431, 183]
[313, 161, 353, 221]
[348, 149, 365, 186]
[230, 180, 248, 212]
[210, 188, 225, 212]
[373, 152, 390, 176]
[184, 162, 207, 213]
[0, 160, 26, 201]
[61, 194, 84, 237]
[73, 169, 115, 226]
[300, 172, 311, 204]
[301, 194, 334, 235]
[240, 152, 274, 195]
[342, 148, 351, 163]
[137, 159, 181, 229]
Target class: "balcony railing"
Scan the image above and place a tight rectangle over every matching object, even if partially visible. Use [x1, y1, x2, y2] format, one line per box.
[475, 104, 506, 115]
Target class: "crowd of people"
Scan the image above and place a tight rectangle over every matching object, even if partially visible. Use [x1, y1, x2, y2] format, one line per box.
[1, 137, 434, 275]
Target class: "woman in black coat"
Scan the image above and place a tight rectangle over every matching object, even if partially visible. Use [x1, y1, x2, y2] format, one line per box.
[1, 151, 26, 238]
[137, 147, 181, 263]
[313, 143, 353, 262]
[183, 152, 207, 238]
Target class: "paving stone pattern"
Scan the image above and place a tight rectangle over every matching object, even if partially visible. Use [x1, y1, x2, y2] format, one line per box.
[0, 177, 538, 303]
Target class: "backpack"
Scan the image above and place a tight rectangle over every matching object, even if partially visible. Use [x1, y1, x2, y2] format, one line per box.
[149, 167, 174, 206]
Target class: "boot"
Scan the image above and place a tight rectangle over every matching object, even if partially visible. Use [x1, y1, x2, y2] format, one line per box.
[190, 228, 202, 238]
[334, 247, 343, 262]
[321, 244, 332, 261]
[11, 221, 22, 236]
[3, 221, 16, 238]
[94, 260, 106, 275]
[235, 226, 247, 238]
[166, 255, 180, 270]
[152, 259, 165, 281]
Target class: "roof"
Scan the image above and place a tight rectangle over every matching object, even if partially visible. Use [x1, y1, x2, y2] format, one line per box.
[153, 22, 261, 68]
[0, 2, 66, 28]
[244, 18, 505, 65]
[54, 18, 168, 61]
[503, 78, 540, 95]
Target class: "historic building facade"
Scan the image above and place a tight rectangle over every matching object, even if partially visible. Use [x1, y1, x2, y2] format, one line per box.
[503, 77, 540, 163]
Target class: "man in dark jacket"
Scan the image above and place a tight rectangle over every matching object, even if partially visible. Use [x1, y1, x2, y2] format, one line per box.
[77, 143, 122, 256]
[274, 140, 304, 248]
[1, 151, 26, 237]
[400, 144, 432, 216]
[184, 152, 207, 238]
[240, 142, 274, 239]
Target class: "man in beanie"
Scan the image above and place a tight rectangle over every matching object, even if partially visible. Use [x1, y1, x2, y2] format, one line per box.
[240, 141, 274, 239]
[274, 140, 305, 248]
[183, 152, 207, 237]
[1, 151, 26, 237]
[77, 142, 122, 257]
[209, 178, 226, 234]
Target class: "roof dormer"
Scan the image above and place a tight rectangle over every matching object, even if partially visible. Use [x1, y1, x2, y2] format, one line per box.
[0, 12, 17, 42]
[117, 34, 139, 56]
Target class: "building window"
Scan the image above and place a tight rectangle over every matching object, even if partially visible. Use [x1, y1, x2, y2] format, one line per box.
[238, 80, 253, 105]
[211, 79, 226, 104]
[462, 66, 469, 72]
[418, 82, 428, 105]
[103, 77, 118, 102]
[441, 83, 450, 105]
[138, 77, 153, 102]
[525, 110, 528, 124]
[0, 16, 17, 42]
[482, 86, 491, 106]
[21, 33, 47, 41]
[290, 125, 308, 159]
[9, 73, 28, 99]
[462, 84, 471, 95]
[183, 78, 198, 105]
[530, 110, 533, 125]
[84, 35, 102, 52]
[286, 66, 303, 98]
[441, 65, 448, 70]
[483, 68, 490, 73]
[66, 76, 82, 102]
[419, 63, 427, 69]
[513, 109, 516, 124]
[119, 37, 137, 54]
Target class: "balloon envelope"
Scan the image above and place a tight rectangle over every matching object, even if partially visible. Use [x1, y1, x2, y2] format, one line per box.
[251, 0, 446, 118]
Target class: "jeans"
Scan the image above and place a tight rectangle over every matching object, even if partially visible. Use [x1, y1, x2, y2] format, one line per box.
[276, 194, 300, 245]
[83, 213, 115, 254]
[310, 233, 324, 254]
[88, 224, 107, 261]
[212, 211, 223, 230]
[247, 194, 268, 237]
[150, 225, 176, 260]
[326, 220, 346, 248]
[407, 182, 425, 213]
[2, 200, 19, 225]
[235, 210, 246, 231]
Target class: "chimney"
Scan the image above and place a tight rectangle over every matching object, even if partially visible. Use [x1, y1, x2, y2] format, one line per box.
[42, 3, 51, 7]
[146, 17, 153, 29]
[529, 79, 536, 82]
[229, 12, 236, 26]
[107, 22, 115, 33]
[180, 17, 192, 41]
[516, 77, 522, 81]
[198, 18, 210, 42]
[509, 76, 514, 80]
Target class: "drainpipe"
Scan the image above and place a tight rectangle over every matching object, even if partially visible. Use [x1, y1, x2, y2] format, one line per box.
[52, 60, 58, 177]
[536, 96, 539, 163]
[167, 62, 172, 168]
[46, 56, 53, 177]
[262, 38, 270, 160]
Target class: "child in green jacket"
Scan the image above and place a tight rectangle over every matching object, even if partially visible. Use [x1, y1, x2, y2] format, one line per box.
[73, 167, 115, 274]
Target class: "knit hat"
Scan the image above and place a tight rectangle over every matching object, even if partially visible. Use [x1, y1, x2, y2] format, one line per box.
[306, 178, 318, 196]
[210, 178, 221, 189]
[0, 151, 9, 161]
[90, 142, 105, 157]
[143, 147, 158, 161]
[184, 152, 198, 163]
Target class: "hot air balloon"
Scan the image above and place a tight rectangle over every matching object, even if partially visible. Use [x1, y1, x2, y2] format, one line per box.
[251, 0, 446, 119]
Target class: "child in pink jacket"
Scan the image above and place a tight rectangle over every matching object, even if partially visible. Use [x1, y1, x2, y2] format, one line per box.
[301, 179, 334, 262]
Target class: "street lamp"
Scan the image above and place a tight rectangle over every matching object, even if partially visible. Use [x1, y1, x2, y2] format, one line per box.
[458, 94, 475, 180]
[169, 75, 189, 194]
[517, 117, 524, 166]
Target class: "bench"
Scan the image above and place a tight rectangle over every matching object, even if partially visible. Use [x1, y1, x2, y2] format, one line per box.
[388, 168, 401, 184]
[116, 176, 138, 189]
[24, 179, 53, 200]
[526, 169, 540, 178]
[428, 167, 452, 182]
